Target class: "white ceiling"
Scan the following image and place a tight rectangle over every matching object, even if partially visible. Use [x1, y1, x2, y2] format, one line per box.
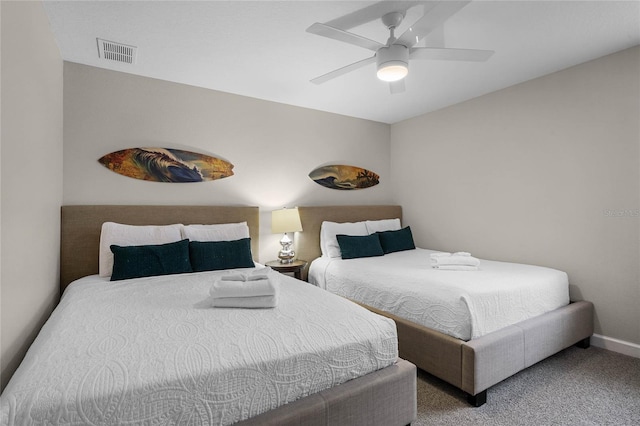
[43, 1, 640, 124]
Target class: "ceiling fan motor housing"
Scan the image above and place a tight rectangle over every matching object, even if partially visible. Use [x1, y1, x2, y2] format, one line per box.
[376, 44, 409, 81]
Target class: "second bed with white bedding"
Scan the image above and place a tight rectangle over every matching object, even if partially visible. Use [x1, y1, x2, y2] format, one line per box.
[1, 268, 398, 426]
[309, 248, 570, 341]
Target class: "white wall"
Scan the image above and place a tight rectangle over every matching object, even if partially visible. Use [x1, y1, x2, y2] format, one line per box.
[63, 63, 393, 262]
[0, 1, 64, 390]
[391, 46, 640, 346]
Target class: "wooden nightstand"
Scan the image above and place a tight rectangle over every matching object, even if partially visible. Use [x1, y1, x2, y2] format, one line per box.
[265, 259, 307, 280]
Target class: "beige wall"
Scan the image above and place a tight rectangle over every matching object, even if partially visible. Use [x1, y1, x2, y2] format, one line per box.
[63, 63, 392, 262]
[1, 4, 636, 395]
[391, 46, 640, 345]
[0, 1, 64, 390]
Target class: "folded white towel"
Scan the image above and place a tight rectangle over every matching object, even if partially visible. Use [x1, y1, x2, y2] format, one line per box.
[430, 252, 451, 259]
[222, 272, 249, 281]
[246, 268, 270, 281]
[430, 251, 472, 258]
[433, 265, 479, 271]
[210, 268, 279, 307]
[210, 278, 277, 299]
[212, 295, 277, 309]
[221, 267, 271, 282]
[432, 256, 480, 267]
[430, 251, 480, 267]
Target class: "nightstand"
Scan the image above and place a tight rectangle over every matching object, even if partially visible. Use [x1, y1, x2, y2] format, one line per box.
[265, 259, 307, 280]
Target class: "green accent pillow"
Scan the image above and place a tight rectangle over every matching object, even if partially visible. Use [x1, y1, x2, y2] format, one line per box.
[189, 238, 255, 272]
[336, 234, 384, 259]
[110, 239, 192, 281]
[377, 226, 416, 254]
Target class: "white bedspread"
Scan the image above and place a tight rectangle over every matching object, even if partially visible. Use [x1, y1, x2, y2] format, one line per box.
[0, 269, 397, 426]
[309, 248, 569, 340]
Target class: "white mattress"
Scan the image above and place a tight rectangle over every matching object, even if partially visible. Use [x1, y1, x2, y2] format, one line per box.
[309, 248, 570, 340]
[1, 268, 397, 426]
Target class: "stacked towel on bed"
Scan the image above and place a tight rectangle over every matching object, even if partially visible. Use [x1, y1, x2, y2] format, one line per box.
[431, 252, 481, 271]
[210, 268, 278, 308]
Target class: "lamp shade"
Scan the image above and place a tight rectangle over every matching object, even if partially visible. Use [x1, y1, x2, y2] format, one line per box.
[271, 208, 303, 234]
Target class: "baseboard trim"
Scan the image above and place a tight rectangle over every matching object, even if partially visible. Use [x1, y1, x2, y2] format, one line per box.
[591, 334, 640, 358]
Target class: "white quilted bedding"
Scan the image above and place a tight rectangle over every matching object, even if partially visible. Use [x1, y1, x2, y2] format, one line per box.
[0, 268, 397, 426]
[309, 248, 570, 340]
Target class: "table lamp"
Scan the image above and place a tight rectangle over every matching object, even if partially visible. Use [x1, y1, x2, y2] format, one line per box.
[271, 207, 303, 263]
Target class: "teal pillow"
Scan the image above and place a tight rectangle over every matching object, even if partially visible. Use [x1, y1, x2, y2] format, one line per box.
[377, 226, 416, 254]
[110, 239, 192, 281]
[189, 238, 255, 272]
[336, 234, 384, 259]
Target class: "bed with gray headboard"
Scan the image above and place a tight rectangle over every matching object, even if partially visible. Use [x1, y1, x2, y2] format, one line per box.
[60, 205, 262, 290]
[296, 205, 594, 406]
[2, 205, 417, 426]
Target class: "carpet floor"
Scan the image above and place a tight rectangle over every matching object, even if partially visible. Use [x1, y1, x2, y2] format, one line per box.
[413, 346, 640, 425]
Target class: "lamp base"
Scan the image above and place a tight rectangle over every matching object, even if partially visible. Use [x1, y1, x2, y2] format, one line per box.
[278, 234, 295, 263]
[278, 252, 295, 264]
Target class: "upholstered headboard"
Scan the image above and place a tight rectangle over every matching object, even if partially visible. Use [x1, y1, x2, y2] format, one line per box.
[60, 205, 260, 291]
[296, 205, 402, 279]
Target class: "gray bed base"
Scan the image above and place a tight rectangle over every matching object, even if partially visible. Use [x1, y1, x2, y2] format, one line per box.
[60, 205, 418, 426]
[362, 300, 593, 406]
[238, 358, 416, 426]
[296, 205, 595, 406]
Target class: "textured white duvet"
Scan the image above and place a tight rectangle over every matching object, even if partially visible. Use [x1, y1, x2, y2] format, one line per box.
[0, 269, 397, 426]
[309, 248, 570, 340]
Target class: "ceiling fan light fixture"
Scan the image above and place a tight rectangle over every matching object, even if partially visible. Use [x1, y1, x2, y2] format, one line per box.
[376, 44, 409, 82]
[377, 62, 408, 82]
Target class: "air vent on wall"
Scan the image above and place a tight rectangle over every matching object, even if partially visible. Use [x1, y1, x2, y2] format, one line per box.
[97, 38, 137, 64]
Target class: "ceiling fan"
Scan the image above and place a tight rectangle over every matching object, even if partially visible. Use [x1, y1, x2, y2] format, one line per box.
[306, 0, 494, 94]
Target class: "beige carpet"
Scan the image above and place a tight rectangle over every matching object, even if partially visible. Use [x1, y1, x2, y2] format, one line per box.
[413, 346, 640, 425]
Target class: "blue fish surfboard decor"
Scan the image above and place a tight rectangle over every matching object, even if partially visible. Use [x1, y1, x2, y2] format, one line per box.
[98, 148, 234, 183]
[309, 164, 379, 190]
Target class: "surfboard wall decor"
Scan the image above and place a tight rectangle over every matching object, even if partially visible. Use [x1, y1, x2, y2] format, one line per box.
[98, 148, 234, 183]
[308, 164, 379, 190]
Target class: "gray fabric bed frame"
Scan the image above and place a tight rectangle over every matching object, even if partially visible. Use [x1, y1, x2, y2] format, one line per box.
[60, 205, 417, 426]
[60, 205, 261, 290]
[296, 205, 594, 406]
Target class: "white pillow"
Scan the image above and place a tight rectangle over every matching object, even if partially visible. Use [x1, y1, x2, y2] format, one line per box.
[320, 221, 368, 258]
[365, 218, 401, 234]
[99, 222, 183, 277]
[181, 222, 250, 242]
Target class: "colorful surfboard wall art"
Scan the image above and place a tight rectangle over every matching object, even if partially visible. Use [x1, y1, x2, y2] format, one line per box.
[308, 164, 379, 190]
[98, 148, 234, 183]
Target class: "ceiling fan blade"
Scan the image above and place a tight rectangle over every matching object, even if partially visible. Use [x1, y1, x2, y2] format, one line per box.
[306, 22, 384, 52]
[310, 56, 376, 85]
[325, 1, 423, 30]
[396, 1, 471, 48]
[389, 79, 406, 94]
[410, 47, 494, 61]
